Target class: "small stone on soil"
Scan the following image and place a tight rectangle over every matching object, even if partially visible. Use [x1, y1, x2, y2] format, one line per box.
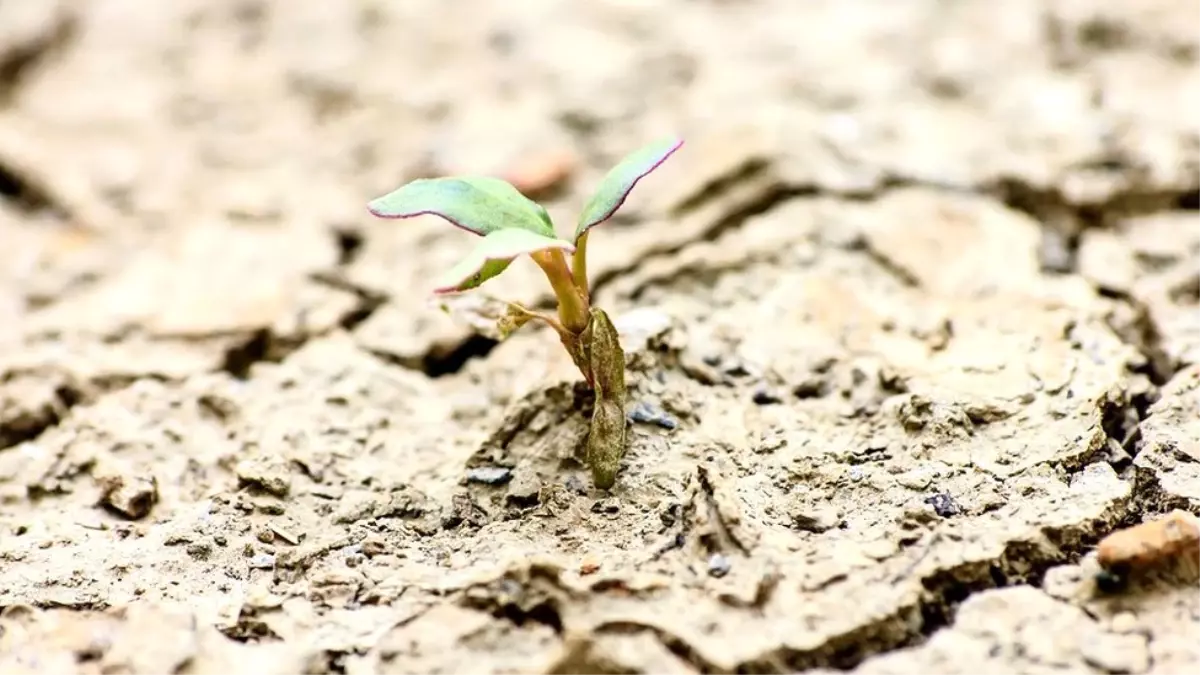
[505, 473, 542, 507]
[443, 493, 488, 529]
[628, 401, 678, 430]
[235, 457, 291, 497]
[97, 472, 159, 520]
[466, 466, 514, 485]
[269, 523, 301, 545]
[612, 307, 673, 351]
[361, 536, 387, 556]
[186, 542, 213, 560]
[565, 475, 587, 495]
[708, 553, 732, 578]
[255, 501, 286, 515]
[923, 492, 961, 517]
[249, 553, 276, 569]
[790, 505, 843, 533]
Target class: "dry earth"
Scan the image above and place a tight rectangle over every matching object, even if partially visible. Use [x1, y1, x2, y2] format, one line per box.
[1, 0, 1198, 673]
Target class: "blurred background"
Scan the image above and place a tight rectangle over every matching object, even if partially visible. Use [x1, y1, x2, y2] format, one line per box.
[0, 1, 1197, 673]
[3, 0, 1194, 367]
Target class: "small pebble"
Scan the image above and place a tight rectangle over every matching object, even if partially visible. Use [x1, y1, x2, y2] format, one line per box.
[466, 466, 514, 485]
[564, 475, 587, 496]
[707, 553, 731, 578]
[249, 553, 276, 569]
[790, 505, 842, 533]
[235, 457, 291, 497]
[923, 493, 961, 517]
[361, 536, 387, 557]
[269, 524, 300, 545]
[612, 307, 673, 350]
[186, 542, 212, 560]
[628, 401, 678, 430]
[98, 474, 159, 520]
[506, 474, 542, 508]
[255, 502, 286, 515]
[897, 470, 934, 490]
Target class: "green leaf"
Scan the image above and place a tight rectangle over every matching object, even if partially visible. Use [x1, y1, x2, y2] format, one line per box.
[368, 176, 556, 238]
[433, 228, 574, 294]
[574, 137, 683, 243]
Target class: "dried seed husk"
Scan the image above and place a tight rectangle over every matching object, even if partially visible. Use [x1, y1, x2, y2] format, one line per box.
[585, 307, 627, 489]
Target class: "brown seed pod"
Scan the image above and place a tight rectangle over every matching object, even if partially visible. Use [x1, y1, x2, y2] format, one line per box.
[1095, 510, 1200, 590]
[585, 307, 628, 490]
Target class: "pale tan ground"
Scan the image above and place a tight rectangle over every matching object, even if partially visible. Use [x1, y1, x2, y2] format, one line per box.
[0, 1, 1198, 673]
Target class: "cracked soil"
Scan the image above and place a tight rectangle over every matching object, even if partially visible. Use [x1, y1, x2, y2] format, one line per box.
[1, 1, 1198, 673]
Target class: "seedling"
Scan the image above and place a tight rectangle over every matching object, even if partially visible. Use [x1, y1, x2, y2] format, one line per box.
[367, 137, 683, 489]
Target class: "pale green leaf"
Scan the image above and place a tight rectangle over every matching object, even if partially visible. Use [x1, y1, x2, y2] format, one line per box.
[574, 137, 683, 242]
[433, 228, 574, 294]
[369, 175, 556, 237]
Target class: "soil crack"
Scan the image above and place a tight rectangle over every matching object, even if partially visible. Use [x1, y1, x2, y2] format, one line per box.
[734, 495, 1142, 672]
[361, 334, 500, 378]
[989, 177, 1200, 275]
[0, 372, 84, 451]
[0, 151, 67, 217]
[696, 463, 750, 557]
[0, 6, 76, 107]
[457, 562, 572, 635]
[591, 621, 723, 674]
[1100, 289, 1178, 387]
[311, 267, 501, 378]
[194, 260, 390, 381]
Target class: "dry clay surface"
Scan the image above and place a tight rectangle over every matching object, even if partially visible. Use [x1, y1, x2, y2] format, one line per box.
[1, 0, 1199, 673]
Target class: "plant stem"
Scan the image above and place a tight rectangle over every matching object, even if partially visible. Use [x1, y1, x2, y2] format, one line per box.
[506, 302, 569, 337]
[532, 248, 590, 334]
[572, 231, 590, 300]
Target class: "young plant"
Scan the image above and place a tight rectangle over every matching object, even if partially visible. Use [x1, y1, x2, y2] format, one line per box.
[367, 137, 683, 489]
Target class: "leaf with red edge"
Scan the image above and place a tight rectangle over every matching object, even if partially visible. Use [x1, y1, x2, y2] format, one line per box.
[574, 137, 683, 243]
[433, 228, 574, 294]
[368, 175, 556, 238]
